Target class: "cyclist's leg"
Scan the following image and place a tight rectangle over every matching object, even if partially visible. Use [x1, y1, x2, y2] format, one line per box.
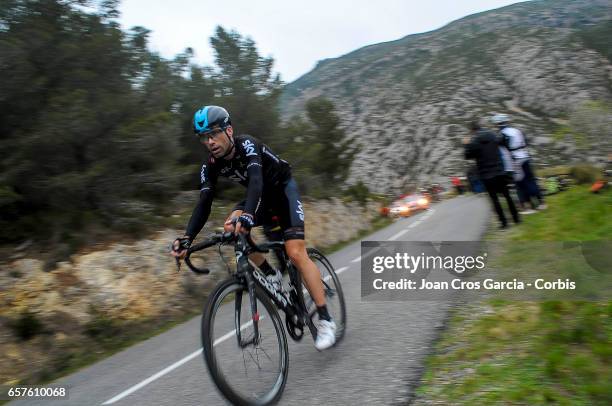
[262, 221, 287, 272]
[285, 239, 326, 307]
[276, 179, 326, 307]
[279, 181, 337, 349]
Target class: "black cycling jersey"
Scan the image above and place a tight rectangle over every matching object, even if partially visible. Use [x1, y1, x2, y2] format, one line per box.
[185, 134, 292, 239]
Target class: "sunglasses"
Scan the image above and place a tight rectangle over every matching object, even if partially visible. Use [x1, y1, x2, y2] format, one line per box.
[198, 127, 225, 141]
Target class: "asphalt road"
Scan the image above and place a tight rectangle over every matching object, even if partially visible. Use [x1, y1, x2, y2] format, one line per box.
[10, 194, 490, 406]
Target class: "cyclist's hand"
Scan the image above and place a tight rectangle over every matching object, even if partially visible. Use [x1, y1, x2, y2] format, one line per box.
[224, 217, 237, 233]
[171, 236, 191, 259]
[235, 213, 254, 235]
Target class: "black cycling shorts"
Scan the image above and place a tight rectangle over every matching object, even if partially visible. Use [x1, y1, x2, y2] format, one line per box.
[232, 178, 305, 241]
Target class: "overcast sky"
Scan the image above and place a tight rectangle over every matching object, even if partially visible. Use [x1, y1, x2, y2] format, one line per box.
[118, 0, 525, 83]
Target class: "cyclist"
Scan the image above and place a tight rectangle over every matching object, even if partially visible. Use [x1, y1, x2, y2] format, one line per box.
[170, 105, 336, 350]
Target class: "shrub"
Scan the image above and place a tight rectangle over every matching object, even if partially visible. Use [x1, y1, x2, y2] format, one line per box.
[83, 310, 121, 341]
[10, 311, 44, 340]
[569, 165, 601, 184]
[344, 181, 371, 205]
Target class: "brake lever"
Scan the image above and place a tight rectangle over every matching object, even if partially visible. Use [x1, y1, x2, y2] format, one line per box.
[170, 242, 183, 272]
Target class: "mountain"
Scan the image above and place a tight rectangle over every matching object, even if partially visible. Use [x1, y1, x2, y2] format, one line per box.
[279, 0, 612, 194]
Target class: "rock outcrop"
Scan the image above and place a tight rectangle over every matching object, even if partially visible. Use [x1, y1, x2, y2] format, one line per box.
[280, 0, 612, 194]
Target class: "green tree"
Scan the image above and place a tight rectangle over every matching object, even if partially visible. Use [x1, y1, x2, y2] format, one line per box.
[0, 2, 308, 247]
[305, 97, 356, 185]
[0, 0, 182, 241]
[209, 26, 283, 142]
[175, 64, 216, 168]
[279, 98, 357, 197]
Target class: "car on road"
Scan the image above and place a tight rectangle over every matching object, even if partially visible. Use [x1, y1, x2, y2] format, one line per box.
[387, 194, 430, 218]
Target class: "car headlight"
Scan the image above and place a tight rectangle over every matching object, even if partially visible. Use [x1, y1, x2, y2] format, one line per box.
[418, 198, 428, 206]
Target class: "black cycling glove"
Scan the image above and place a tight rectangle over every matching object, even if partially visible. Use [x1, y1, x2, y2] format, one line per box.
[237, 213, 255, 232]
[173, 236, 192, 252]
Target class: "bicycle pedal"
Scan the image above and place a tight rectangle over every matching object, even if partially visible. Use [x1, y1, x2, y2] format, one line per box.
[285, 314, 304, 341]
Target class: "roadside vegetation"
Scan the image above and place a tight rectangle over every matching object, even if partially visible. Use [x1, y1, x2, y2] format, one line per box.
[415, 185, 611, 405]
[0, 0, 358, 266]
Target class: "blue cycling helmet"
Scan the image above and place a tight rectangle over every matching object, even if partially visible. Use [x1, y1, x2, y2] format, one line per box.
[193, 106, 231, 135]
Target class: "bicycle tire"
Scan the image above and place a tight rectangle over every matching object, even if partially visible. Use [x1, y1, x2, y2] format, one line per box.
[307, 248, 347, 344]
[202, 278, 289, 405]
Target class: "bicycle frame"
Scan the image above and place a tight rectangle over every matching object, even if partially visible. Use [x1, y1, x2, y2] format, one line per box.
[190, 231, 345, 406]
[233, 237, 318, 343]
[184, 232, 319, 344]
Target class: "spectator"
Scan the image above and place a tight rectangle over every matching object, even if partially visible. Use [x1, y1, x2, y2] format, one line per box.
[451, 176, 465, 195]
[464, 121, 520, 229]
[492, 114, 546, 213]
[467, 165, 484, 193]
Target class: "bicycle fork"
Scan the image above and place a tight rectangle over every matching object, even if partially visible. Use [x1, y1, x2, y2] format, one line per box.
[235, 271, 261, 348]
[234, 243, 261, 348]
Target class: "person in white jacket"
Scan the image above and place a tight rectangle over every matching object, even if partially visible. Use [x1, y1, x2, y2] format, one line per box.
[492, 114, 546, 213]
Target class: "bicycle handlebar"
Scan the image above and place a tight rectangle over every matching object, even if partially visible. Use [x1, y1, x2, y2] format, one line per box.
[184, 232, 282, 275]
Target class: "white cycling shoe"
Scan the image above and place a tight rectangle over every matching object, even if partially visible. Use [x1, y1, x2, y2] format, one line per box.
[315, 319, 337, 351]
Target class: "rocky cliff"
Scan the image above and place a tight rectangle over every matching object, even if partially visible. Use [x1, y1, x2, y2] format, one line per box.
[280, 0, 612, 194]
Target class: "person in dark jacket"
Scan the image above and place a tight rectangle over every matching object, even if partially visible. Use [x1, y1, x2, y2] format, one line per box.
[463, 121, 520, 229]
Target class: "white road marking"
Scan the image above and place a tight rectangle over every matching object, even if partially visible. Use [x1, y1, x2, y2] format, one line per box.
[389, 229, 409, 240]
[103, 313, 263, 404]
[335, 266, 348, 274]
[389, 208, 436, 237]
[102, 349, 203, 405]
[352, 248, 378, 263]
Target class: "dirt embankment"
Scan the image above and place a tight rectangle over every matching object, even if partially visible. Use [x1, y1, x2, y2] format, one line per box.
[0, 198, 380, 385]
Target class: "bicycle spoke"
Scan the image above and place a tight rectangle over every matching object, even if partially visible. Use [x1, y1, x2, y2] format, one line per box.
[257, 345, 274, 363]
[245, 347, 263, 371]
[242, 350, 249, 376]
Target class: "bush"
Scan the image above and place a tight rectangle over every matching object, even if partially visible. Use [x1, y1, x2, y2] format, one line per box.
[10, 311, 44, 340]
[538, 165, 571, 177]
[569, 165, 601, 184]
[83, 311, 121, 341]
[344, 181, 371, 205]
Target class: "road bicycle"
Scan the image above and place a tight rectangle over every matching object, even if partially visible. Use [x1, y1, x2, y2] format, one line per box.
[182, 232, 346, 405]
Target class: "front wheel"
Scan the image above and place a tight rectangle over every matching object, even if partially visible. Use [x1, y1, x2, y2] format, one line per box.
[202, 278, 289, 405]
[306, 248, 347, 344]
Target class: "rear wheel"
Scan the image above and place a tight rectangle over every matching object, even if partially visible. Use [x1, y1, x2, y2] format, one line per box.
[305, 248, 347, 343]
[202, 278, 288, 405]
